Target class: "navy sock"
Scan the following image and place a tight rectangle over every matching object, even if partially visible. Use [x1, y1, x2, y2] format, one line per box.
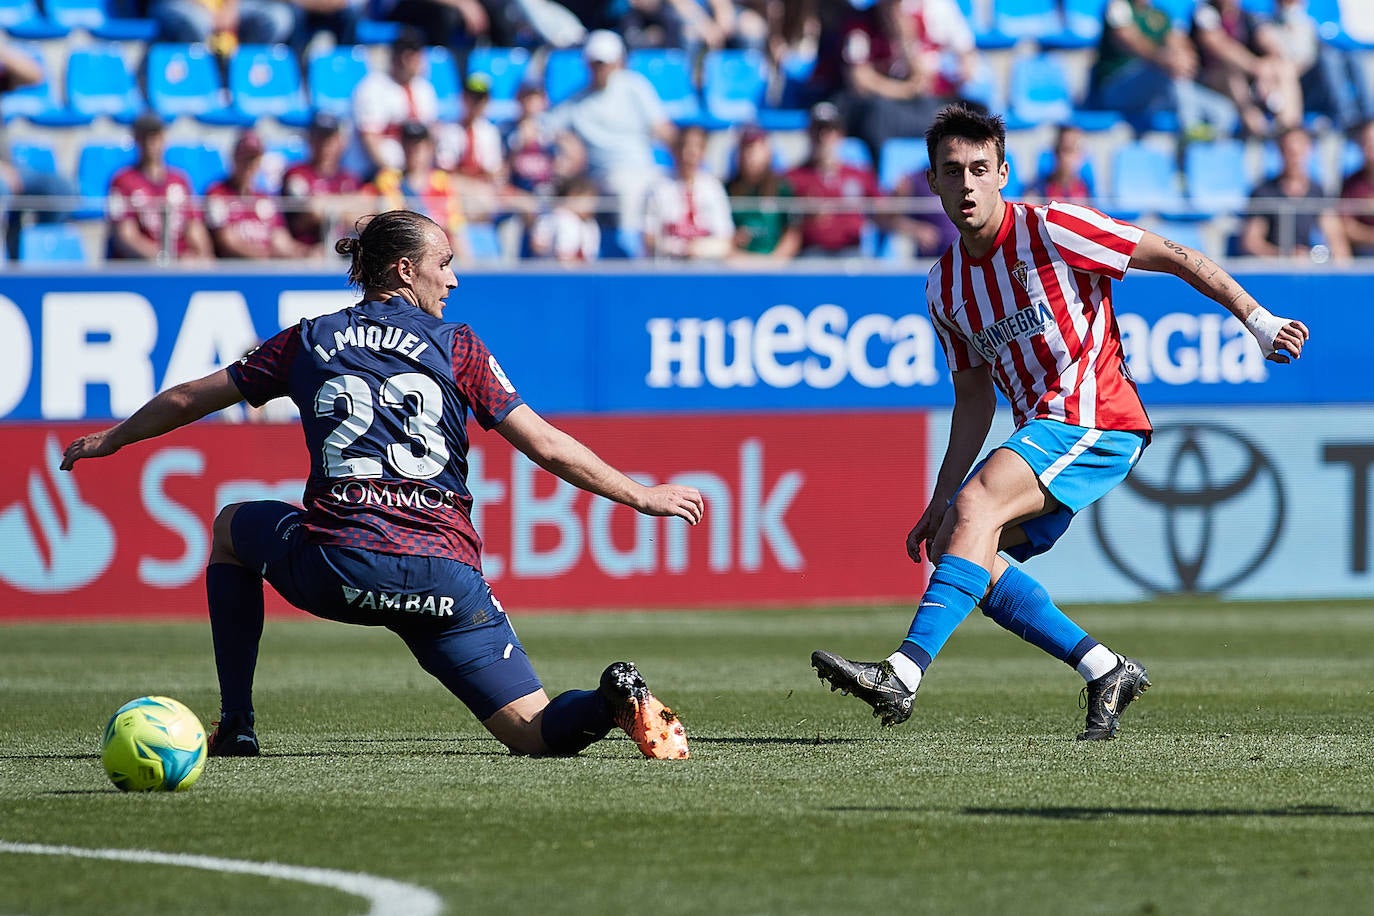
[899, 555, 991, 670]
[982, 566, 1093, 666]
[206, 563, 265, 717]
[539, 689, 614, 756]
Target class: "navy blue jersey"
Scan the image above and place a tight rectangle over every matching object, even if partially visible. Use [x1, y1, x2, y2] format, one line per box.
[228, 297, 524, 570]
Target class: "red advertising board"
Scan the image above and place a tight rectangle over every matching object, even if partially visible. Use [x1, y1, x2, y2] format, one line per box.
[0, 412, 929, 620]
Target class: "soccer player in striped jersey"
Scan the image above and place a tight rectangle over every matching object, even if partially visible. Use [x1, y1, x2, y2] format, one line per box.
[62, 210, 701, 760]
[813, 104, 1309, 740]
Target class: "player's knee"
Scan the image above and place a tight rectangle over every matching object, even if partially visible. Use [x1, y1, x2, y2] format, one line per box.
[209, 503, 244, 565]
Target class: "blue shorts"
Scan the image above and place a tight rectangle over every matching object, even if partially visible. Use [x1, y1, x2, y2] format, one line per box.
[231, 500, 543, 720]
[967, 419, 1147, 562]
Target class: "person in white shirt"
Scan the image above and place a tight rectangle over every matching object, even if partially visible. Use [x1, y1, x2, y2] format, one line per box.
[530, 174, 601, 262]
[349, 28, 444, 179]
[642, 123, 734, 260]
[542, 29, 676, 236]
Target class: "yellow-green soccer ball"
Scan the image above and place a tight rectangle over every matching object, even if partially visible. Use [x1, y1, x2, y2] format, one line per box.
[101, 696, 207, 792]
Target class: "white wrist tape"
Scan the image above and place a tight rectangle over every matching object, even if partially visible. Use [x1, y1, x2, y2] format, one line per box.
[1244, 306, 1288, 357]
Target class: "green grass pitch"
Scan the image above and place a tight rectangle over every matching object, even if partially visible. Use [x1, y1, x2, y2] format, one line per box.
[2, 600, 1373, 915]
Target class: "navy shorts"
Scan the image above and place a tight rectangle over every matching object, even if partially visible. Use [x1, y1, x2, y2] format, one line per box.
[231, 501, 543, 720]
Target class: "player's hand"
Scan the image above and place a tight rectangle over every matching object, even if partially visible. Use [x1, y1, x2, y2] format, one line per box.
[906, 500, 947, 565]
[639, 484, 705, 525]
[1245, 308, 1309, 363]
[60, 430, 119, 471]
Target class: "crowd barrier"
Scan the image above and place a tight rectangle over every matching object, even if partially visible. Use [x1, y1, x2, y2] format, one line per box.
[0, 269, 1366, 617]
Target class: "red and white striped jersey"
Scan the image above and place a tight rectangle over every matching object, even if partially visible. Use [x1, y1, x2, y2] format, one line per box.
[926, 200, 1151, 432]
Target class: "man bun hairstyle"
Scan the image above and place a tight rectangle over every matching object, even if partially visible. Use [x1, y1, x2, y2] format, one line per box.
[925, 103, 1007, 170]
[337, 209, 441, 291]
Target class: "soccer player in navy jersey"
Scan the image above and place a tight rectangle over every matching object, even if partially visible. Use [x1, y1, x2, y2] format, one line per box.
[61, 209, 703, 760]
[812, 105, 1310, 740]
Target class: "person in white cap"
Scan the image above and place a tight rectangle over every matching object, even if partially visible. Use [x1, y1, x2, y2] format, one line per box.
[542, 28, 676, 247]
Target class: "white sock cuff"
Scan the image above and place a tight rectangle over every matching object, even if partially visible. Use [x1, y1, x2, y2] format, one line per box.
[885, 651, 924, 691]
[1077, 645, 1119, 681]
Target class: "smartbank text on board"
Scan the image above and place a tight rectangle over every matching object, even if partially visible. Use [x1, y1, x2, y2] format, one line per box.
[0, 270, 1339, 422]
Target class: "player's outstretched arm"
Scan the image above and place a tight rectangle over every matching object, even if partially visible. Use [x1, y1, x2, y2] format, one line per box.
[60, 369, 245, 471]
[496, 404, 704, 525]
[1129, 231, 1310, 363]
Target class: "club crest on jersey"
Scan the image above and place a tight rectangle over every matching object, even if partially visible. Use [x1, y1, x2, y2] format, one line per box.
[1011, 259, 1030, 291]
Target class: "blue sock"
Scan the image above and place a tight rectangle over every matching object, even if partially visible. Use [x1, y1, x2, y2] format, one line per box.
[899, 555, 990, 670]
[982, 566, 1098, 668]
[539, 689, 614, 756]
[206, 563, 265, 717]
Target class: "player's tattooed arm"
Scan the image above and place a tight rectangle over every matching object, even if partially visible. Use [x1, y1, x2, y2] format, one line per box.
[1131, 231, 1258, 320]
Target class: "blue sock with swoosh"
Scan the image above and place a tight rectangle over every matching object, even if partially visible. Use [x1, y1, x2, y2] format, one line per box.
[981, 565, 1093, 665]
[206, 563, 265, 717]
[898, 555, 990, 671]
[539, 690, 614, 755]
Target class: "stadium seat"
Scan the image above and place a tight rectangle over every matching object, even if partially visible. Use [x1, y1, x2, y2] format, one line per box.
[66, 44, 145, 123]
[19, 222, 86, 264]
[44, 0, 157, 40]
[354, 17, 400, 44]
[1109, 141, 1189, 218]
[146, 43, 252, 126]
[308, 46, 371, 119]
[426, 46, 460, 121]
[1058, 0, 1108, 44]
[702, 49, 768, 127]
[228, 44, 310, 126]
[1183, 139, 1248, 214]
[9, 140, 57, 176]
[993, 0, 1066, 43]
[1240, 0, 1273, 13]
[465, 46, 530, 124]
[73, 140, 136, 218]
[627, 48, 701, 125]
[1151, 0, 1198, 25]
[878, 137, 929, 191]
[0, 0, 69, 38]
[0, 44, 90, 126]
[465, 222, 504, 261]
[1006, 54, 1074, 130]
[543, 47, 588, 105]
[166, 143, 228, 194]
[838, 136, 873, 170]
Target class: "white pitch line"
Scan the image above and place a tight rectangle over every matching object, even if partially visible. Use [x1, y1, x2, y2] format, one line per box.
[0, 841, 444, 916]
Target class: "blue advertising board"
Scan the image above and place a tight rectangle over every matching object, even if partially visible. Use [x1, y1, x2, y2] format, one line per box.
[0, 269, 1354, 422]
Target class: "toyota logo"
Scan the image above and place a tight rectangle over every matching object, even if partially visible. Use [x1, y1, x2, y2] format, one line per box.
[1091, 423, 1285, 595]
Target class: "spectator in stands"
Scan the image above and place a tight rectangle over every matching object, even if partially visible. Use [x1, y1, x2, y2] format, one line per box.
[785, 101, 884, 258]
[642, 124, 734, 260]
[107, 112, 214, 263]
[624, 0, 768, 56]
[812, 0, 979, 167]
[888, 169, 959, 257]
[543, 29, 675, 237]
[205, 131, 315, 260]
[1340, 118, 1374, 257]
[506, 84, 559, 195]
[1086, 0, 1239, 141]
[0, 39, 78, 261]
[529, 174, 601, 262]
[281, 112, 362, 248]
[151, 0, 296, 50]
[1191, 0, 1302, 138]
[349, 28, 443, 181]
[1027, 124, 1096, 202]
[725, 125, 801, 260]
[1270, 0, 1374, 132]
[378, 0, 489, 47]
[1240, 126, 1350, 262]
[364, 120, 472, 263]
[291, 0, 364, 48]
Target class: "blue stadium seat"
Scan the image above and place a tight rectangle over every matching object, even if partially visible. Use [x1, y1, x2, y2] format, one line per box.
[838, 136, 873, 170]
[146, 43, 252, 126]
[166, 143, 228, 194]
[228, 44, 310, 126]
[1151, 0, 1198, 25]
[702, 49, 768, 127]
[878, 137, 929, 191]
[544, 47, 588, 105]
[0, 0, 69, 38]
[465, 222, 504, 261]
[10, 140, 57, 176]
[426, 46, 460, 121]
[1059, 0, 1108, 44]
[465, 46, 530, 124]
[74, 140, 136, 218]
[67, 44, 144, 123]
[1006, 54, 1074, 130]
[354, 17, 400, 44]
[1240, 0, 1273, 13]
[993, 0, 1066, 42]
[45, 0, 157, 40]
[308, 46, 371, 119]
[628, 48, 701, 125]
[19, 223, 86, 264]
[0, 44, 90, 126]
[1183, 139, 1248, 213]
[1109, 141, 1188, 218]
[1307, 0, 1371, 49]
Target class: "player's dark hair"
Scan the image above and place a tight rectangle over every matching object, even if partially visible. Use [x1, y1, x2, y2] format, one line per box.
[925, 103, 1006, 169]
[335, 210, 441, 291]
